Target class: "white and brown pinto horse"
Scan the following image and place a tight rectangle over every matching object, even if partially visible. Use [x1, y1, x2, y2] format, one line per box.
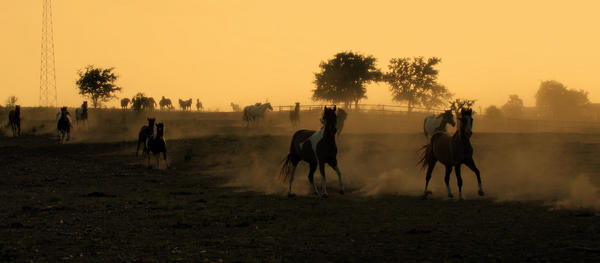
[75, 101, 88, 127]
[423, 110, 455, 141]
[280, 106, 343, 198]
[419, 108, 484, 199]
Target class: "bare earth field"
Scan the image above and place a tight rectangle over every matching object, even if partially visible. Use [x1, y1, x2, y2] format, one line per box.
[1, 109, 600, 262]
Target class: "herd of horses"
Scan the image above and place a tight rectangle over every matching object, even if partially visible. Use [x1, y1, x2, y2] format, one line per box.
[120, 97, 205, 111]
[5, 102, 482, 199]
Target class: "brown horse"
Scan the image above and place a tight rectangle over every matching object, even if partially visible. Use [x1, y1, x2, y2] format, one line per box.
[8, 105, 21, 137]
[280, 106, 343, 198]
[419, 108, 484, 199]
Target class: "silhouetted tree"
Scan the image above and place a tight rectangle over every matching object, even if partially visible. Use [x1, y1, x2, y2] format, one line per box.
[313, 51, 382, 109]
[384, 57, 451, 113]
[76, 65, 121, 108]
[449, 98, 476, 116]
[484, 105, 503, 119]
[501, 94, 524, 118]
[535, 80, 589, 119]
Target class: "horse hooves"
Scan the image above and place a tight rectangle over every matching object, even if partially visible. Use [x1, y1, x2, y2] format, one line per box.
[321, 193, 329, 198]
[478, 190, 485, 196]
[339, 190, 345, 195]
[287, 193, 296, 198]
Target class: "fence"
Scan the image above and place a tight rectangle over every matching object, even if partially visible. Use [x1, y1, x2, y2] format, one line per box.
[275, 104, 445, 114]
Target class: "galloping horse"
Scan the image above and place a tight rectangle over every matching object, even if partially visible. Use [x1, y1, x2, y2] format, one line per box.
[242, 102, 273, 127]
[336, 108, 347, 136]
[423, 110, 455, 141]
[121, 98, 130, 109]
[419, 108, 484, 199]
[196, 99, 203, 111]
[75, 101, 88, 127]
[136, 118, 155, 157]
[178, 99, 192, 110]
[159, 96, 173, 110]
[56, 107, 71, 143]
[289, 102, 300, 128]
[280, 106, 344, 198]
[8, 105, 21, 137]
[144, 123, 167, 168]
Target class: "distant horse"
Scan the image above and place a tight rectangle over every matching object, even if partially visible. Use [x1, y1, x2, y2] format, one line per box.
[144, 122, 167, 168]
[418, 108, 484, 199]
[56, 107, 71, 143]
[289, 102, 300, 128]
[146, 97, 157, 111]
[8, 105, 21, 137]
[196, 99, 203, 111]
[75, 101, 88, 127]
[242, 102, 273, 127]
[136, 118, 155, 157]
[280, 106, 343, 198]
[336, 108, 347, 136]
[423, 110, 455, 141]
[179, 99, 192, 110]
[159, 96, 173, 110]
[121, 98, 130, 109]
[230, 102, 241, 112]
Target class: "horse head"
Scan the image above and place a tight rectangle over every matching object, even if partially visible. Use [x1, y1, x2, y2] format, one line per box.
[458, 108, 473, 138]
[15, 105, 20, 113]
[82, 101, 88, 109]
[264, 102, 273, 111]
[147, 118, 156, 128]
[322, 106, 338, 136]
[444, 110, 456, 127]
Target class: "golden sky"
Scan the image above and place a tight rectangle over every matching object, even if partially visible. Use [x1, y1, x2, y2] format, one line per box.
[1, 0, 599, 110]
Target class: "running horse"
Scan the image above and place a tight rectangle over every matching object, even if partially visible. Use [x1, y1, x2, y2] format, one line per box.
[289, 102, 300, 128]
[242, 102, 273, 127]
[418, 108, 484, 199]
[144, 122, 167, 168]
[56, 107, 71, 143]
[280, 106, 343, 198]
[75, 101, 88, 127]
[196, 99, 203, 111]
[423, 110, 455, 141]
[136, 118, 155, 157]
[8, 105, 21, 137]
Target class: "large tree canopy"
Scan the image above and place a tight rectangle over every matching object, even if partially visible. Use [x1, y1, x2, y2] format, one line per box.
[501, 94, 524, 117]
[535, 80, 589, 119]
[384, 57, 451, 113]
[76, 65, 121, 108]
[312, 51, 382, 108]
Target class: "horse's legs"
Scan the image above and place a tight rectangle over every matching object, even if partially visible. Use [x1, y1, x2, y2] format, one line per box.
[308, 161, 318, 195]
[319, 161, 328, 198]
[455, 164, 463, 200]
[328, 161, 344, 195]
[464, 158, 484, 196]
[444, 165, 453, 198]
[424, 159, 436, 197]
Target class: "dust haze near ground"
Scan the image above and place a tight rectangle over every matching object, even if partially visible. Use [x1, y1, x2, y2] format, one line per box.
[4, 107, 598, 211]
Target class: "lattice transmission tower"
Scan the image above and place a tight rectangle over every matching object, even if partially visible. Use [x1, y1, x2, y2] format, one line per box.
[39, 0, 57, 107]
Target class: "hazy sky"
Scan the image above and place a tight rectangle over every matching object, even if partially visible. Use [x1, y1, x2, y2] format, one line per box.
[1, 0, 599, 110]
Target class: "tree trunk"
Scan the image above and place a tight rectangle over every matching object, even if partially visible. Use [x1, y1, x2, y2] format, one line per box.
[354, 100, 359, 111]
[407, 100, 413, 115]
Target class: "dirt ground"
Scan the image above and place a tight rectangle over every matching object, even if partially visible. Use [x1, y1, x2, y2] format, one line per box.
[1, 110, 600, 262]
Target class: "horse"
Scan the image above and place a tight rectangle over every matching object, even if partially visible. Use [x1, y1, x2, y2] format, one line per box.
[144, 123, 167, 168]
[179, 99, 192, 110]
[159, 96, 173, 110]
[289, 102, 300, 128]
[230, 102, 241, 112]
[8, 105, 21, 137]
[280, 106, 343, 198]
[145, 97, 157, 111]
[242, 102, 273, 127]
[56, 107, 71, 143]
[418, 108, 484, 200]
[121, 98, 130, 109]
[136, 118, 155, 157]
[336, 108, 347, 136]
[196, 99, 203, 111]
[75, 101, 88, 127]
[423, 110, 455, 141]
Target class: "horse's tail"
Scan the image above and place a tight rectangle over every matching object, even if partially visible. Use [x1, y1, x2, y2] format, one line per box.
[279, 154, 292, 183]
[417, 144, 432, 171]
